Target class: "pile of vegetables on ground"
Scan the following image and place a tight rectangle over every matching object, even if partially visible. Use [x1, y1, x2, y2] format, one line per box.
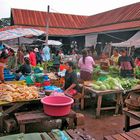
[92, 77, 140, 91]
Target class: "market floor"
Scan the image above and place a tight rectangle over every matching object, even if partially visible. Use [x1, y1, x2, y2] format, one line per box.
[77, 107, 139, 140]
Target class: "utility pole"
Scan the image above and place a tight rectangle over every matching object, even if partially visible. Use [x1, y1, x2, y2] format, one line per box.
[46, 5, 50, 45]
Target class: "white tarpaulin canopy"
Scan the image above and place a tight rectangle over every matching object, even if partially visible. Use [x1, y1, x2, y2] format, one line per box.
[3, 37, 34, 45]
[111, 31, 140, 47]
[0, 28, 45, 41]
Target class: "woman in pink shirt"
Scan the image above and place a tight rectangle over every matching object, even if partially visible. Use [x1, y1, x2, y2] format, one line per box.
[78, 49, 95, 81]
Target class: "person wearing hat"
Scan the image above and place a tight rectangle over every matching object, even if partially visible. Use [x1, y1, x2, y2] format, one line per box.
[34, 48, 42, 65]
[7, 48, 16, 70]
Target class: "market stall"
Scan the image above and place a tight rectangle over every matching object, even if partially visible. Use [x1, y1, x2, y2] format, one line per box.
[81, 81, 123, 118]
[80, 72, 140, 118]
[0, 82, 40, 132]
[0, 72, 69, 132]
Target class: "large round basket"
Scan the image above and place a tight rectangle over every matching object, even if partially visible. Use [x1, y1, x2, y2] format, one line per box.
[125, 99, 140, 111]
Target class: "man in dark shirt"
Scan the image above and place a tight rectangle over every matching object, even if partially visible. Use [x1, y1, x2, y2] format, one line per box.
[118, 49, 135, 78]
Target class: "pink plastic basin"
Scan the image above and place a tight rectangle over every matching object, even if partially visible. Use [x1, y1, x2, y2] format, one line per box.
[41, 96, 74, 116]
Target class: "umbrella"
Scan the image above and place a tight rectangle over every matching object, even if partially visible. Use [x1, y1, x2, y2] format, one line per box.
[48, 40, 62, 46]
[37, 39, 62, 46]
[0, 28, 45, 41]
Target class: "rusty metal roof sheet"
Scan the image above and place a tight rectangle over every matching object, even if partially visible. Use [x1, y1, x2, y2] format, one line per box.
[12, 8, 87, 29]
[82, 2, 140, 28]
[2, 3, 140, 36]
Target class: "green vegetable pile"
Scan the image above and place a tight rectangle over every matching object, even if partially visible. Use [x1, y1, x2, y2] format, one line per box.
[93, 65, 101, 80]
[120, 78, 140, 90]
[92, 77, 140, 91]
[109, 66, 119, 77]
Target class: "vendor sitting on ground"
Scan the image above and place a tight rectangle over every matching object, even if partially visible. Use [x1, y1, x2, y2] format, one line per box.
[63, 61, 79, 97]
[118, 49, 135, 78]
[15, 57, 31, 80]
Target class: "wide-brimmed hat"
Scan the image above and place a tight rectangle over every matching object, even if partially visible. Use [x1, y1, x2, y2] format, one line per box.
[34, 48, 39, 52]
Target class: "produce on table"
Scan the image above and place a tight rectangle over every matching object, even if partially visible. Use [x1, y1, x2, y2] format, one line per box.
[93, 65, 101, 80]
[120, 78, 140, 90]
[92, 77, 140, 91]
[0, 84, 39, 102]
[109, 66, 119, 77]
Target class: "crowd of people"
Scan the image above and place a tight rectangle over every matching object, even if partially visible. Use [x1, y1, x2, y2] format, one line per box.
[0, 42, 140, 97]
[63, 48, 140, 96]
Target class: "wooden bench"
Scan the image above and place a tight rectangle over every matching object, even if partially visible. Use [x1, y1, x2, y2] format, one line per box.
[123, 108, 140, 132]
[15, 110, 76, 133]
[104, 129, 140, 140]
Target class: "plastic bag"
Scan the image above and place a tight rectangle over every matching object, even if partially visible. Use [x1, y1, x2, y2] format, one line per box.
[50, 91, 65, 96]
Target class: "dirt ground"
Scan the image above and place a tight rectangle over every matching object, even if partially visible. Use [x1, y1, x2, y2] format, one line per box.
[77, 107, 139, 140]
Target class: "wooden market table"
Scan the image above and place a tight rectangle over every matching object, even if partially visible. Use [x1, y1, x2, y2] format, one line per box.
[81, 83, 124, 118]
[123, 108, 140, 132]
[0, 98, 41, 132]
[104, 128, 140, 140]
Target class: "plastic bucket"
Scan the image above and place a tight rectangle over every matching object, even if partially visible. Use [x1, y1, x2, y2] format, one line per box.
[41, 96, 74, 116]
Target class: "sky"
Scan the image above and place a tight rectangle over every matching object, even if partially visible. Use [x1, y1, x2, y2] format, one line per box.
[0, 0, 140, 18]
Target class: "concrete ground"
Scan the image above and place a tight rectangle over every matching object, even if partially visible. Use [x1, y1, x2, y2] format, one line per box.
[77, 107, 139, 140]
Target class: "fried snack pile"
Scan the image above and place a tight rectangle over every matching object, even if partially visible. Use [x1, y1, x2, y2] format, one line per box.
[0, 84, 39, 102]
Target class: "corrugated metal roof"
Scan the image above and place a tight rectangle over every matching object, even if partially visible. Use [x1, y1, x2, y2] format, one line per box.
[77, 20, 140, 35]
[1, 20, 140, 37]
[12, 2, 140, 30]
[3, 3, 140, 36]
[82, 2, 140, 28]
[12, 9, 87, 29]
